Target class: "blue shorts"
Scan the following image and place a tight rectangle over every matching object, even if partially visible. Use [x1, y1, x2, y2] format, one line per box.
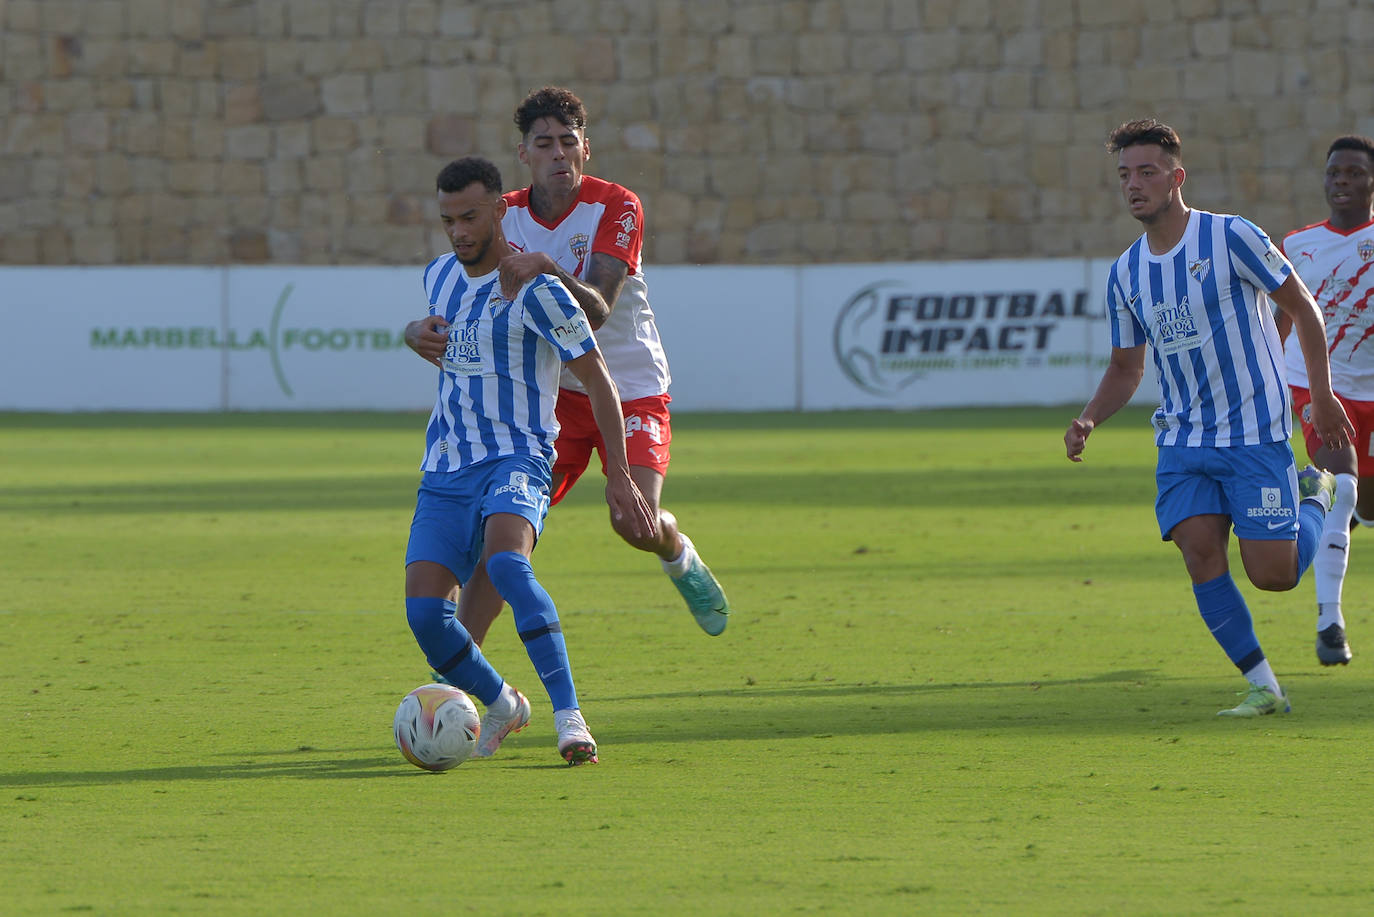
[405, 454, 552, 583]
[1155, 442, 1300, 542]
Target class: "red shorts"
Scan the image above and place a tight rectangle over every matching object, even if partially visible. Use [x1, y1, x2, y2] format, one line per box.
[549, 390, 672, 505]
[1291, 385, 1374, 475]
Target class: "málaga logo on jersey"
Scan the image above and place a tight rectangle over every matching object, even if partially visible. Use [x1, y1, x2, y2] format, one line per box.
[1188, 258, 1210, 282]
[1153, 297, 1200, 356]
[832, 281, 1096, 396]
[443, 322, 484, 376]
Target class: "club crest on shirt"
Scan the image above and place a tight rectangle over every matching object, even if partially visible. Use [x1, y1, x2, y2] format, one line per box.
[1360, 238, 1374, 262]
[1188, 258, 1211, 282]
[568, 233, 589, 262]
[485, 291, 514, 314]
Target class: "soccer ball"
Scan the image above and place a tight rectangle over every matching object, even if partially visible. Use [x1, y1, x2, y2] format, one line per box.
[393, 683, 481, 771]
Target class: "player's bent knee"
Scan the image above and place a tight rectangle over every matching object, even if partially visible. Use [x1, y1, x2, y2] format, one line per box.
[1250, 575, 1299, 592]
[405, 596, 454, 644]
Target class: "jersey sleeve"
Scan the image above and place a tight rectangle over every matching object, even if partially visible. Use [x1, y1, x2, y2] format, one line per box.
[521, 275, 597, 361]
[590, 186, 644, 268]
[1106, 263, 1147, 349]
[1227, 216, 1291, 294]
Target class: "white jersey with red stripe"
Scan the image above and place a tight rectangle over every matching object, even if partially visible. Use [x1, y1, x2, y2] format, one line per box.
[502, 175, 671, 401]
[1282, 217, 1374, 398]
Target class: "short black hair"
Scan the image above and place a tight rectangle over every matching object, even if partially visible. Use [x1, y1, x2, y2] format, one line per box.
[514, 85, 588, 137]
[435, 157, 502, 194]
[1327, 135, 1374, 163]
[1106, 118, 1182, 163]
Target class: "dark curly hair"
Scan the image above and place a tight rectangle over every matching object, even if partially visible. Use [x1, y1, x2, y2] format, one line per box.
[1327, 134, 1374, 163]
[1106, 118, 1182, 163]
[435, 157, 503, 194]
[514, 85, 588, 137]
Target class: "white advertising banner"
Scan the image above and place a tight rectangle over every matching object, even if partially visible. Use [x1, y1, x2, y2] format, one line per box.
[799, 259, 1125, 411]
[0, 267, 224, 411]
[221, 266, 431, 411]
[648, 265, 798, 412]
[0, 261, 1160, 413]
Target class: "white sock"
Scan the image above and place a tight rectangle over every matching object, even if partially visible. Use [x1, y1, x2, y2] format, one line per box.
[661, 533, 694, 578]
[1241, 659, 1281, 696]
[1314, 473, 1356, 628]
[486, 682, 517, 715]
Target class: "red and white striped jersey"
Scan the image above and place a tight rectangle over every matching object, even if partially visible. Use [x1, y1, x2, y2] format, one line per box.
[503, 176, 671, 401]
[1282, 218, 1374, 399]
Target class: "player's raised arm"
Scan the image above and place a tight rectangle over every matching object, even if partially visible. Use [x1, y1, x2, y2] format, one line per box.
[499, 251, 613, 327]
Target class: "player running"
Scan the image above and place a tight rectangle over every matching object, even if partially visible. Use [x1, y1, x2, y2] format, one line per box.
[1277, 134, 1374, 666]
[1065, 118, 1353, 717]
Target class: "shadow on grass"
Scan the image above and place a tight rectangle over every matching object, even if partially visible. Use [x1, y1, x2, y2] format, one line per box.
[8, 667, 1346, 787]
[0, 464, 1151, 514]
[0, 752, 409, 788]
[593, 668, 1368, 744]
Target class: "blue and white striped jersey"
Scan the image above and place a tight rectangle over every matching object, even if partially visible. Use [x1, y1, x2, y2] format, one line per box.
[419, 253, 596, 472]
[1106, 208, 1293, 447]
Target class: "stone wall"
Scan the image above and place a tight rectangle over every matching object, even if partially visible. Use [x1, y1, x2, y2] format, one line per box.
[2, 0, 1372, 266]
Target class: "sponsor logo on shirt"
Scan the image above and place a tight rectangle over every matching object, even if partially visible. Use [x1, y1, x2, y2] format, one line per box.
[443, 321, 485, 375]
[1154, 297, 1201, 355]
[614, 211, 636, 249]
[551, 315, 592, 349]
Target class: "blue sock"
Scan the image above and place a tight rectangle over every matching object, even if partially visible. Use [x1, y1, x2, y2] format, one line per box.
[486, 551, 578, 711]
[1296, 500, 1324, 582]
[1194, 573, 1264, 673]
[404, 596, 503, 706]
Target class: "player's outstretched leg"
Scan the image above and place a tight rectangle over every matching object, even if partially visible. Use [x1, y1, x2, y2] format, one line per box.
[1192, 573, 1291, 717]
[1311, 470, 1356, 665]
[662, 533, 730, 636]
[406, 596, 531, 756]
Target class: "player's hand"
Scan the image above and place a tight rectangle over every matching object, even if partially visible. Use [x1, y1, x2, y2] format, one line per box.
[404, 315, 449, 367]
[498, 252, 554, 300]
[1065, 417, 1094, 462]
[605, 471, 657, 542]
[1310, 392, 1356, 453]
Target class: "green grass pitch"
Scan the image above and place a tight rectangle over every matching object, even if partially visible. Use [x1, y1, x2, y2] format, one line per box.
[3, 408, 1373, 915]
